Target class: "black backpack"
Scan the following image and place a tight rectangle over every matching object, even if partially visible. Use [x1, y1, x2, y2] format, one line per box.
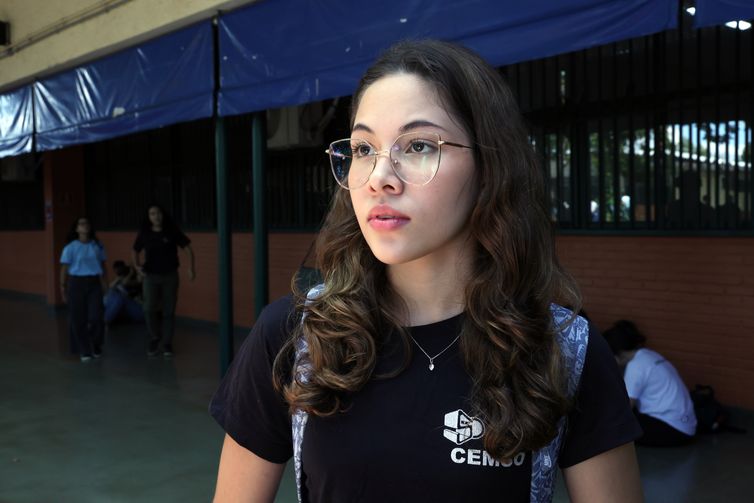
[690, 385, 746, 434]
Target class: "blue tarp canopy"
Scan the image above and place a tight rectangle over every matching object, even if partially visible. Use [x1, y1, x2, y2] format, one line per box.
[0, 86, 34, 158]
[218, 0, 678, 116]
[34, 22, 214, 151]
[695, 0, 754, 28]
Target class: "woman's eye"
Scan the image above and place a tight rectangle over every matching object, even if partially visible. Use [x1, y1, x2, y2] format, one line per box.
[352, 143, 374, 157]
[407, 140, 436, 154]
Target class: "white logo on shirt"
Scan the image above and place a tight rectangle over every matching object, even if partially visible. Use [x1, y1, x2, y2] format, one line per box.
[443, 409, 484, 445]
[443, 409, 526, 468]
[450, 448, 526, 467]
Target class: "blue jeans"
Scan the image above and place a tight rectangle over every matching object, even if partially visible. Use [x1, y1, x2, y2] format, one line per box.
[104, 288, 145, 324]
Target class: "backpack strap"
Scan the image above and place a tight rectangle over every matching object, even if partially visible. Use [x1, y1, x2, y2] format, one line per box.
[529, 305, 590, 503]
[291, 283, 324, 503]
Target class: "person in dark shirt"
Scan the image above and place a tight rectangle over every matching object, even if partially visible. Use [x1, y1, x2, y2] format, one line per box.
[210, 40, 643, 502]
[131, 204, 195, 357]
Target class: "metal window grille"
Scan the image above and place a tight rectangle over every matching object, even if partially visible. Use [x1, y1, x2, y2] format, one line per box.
[85, 118, 216, 231]
[224, 111, 338, 232]
[506, 0, 754, 232]
[0, 153, 43, 230]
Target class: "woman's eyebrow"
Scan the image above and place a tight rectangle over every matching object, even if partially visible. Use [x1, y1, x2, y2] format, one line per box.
[399, 120, 448, 133]
[351, 123, 374, 134]
[351, 120, 448, 135]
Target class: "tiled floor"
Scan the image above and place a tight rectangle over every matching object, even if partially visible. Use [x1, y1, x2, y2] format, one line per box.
[1, 293, 752, 502]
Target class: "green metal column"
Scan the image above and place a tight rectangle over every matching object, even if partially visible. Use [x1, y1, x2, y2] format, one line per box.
[215, 117, 234, 375]
[252, 112, 268, 318]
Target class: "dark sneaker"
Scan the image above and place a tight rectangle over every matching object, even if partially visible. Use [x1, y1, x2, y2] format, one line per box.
[163, 344, 174, 358]
[93, 345, 103, 358]
[80, 355, 93, 363]
[147, 341, 159, 357]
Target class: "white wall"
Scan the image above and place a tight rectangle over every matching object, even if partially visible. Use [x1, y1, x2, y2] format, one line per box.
[0, 0, 256, 91]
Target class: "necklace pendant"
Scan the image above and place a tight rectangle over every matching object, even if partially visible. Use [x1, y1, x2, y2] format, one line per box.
[429, 362, 435, 371]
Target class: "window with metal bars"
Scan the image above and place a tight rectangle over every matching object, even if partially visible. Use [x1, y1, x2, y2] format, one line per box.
[507, 1, 754, 232]
[223, 100, 344, 232]
[85, 118, 216, 231]
[83, 106, 341, 233]
[0, 153, 43, 230]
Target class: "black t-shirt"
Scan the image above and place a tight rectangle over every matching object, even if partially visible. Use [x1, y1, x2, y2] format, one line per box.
[132, 229, 190, 274]
[210, 296, 641, 503]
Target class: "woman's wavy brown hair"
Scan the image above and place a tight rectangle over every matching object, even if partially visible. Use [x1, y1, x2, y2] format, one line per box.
[273, 39, 581, 460]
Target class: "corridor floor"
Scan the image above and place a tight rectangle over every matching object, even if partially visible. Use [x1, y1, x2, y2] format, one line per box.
[1, 293, 752, 502]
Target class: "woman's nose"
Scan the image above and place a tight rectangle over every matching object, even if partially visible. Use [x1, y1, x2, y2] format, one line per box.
[367, 153, 403, 193]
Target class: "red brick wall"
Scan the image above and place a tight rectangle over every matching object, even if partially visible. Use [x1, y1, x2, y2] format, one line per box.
[0, 231, 46, 295]
[3, 229, 752, 409]
[557, 236, 754, 410]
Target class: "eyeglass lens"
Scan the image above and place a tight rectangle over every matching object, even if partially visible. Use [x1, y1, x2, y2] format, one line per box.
[328, 132, 442, 189]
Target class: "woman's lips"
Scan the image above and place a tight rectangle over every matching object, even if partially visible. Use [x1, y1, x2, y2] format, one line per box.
[368, 215, 410, 230]
[367, 205, 410, 231]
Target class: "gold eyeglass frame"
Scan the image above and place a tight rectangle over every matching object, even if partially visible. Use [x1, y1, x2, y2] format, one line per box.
[325, 132, 472, 190]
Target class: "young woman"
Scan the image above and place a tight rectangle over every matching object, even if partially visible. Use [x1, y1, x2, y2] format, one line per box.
[60, 216, 107, 362]
[210, 40, 643, 502]
[603, 319, 697, 447]
[131, 204, 195, 357]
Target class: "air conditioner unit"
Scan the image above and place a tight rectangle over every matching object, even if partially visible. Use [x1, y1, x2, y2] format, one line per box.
[267, 102, 324, 150]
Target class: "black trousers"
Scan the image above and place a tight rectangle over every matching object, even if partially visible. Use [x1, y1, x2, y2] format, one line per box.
[142, 271, 179, 348]
[68, 275, 104, 356]
[634, 410, 695, 447]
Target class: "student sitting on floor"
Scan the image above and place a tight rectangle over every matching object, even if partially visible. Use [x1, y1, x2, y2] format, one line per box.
[104, 260, 145, 324]
[603, 319, 697, 446]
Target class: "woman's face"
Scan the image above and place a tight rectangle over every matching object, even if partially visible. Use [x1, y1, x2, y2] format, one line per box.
[148, 207, 163, 226]
[76, 218, 90, 236]
[349, 73, 477, 267]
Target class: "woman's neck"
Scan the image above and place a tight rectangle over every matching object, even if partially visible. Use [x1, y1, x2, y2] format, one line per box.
[78, 235, 90, 243]
[387, 251, 473, 327]
[151, 225, 162, 232]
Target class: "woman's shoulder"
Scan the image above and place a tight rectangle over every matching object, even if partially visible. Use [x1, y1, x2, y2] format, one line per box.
[246, 294, 299, 353]
[258, 294, 298, 326]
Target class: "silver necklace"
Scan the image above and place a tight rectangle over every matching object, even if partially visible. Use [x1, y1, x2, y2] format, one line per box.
[409, 334, 461, 371]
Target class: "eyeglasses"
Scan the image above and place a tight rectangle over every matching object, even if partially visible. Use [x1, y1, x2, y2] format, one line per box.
[325, 131, 472, 190]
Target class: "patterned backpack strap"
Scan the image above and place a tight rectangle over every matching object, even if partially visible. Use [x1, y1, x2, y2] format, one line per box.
[292, 283, 325, 503]
[529, 305, 590, 503]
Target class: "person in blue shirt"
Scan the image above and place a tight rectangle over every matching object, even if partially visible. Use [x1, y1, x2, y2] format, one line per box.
[60, 216, 108, 362]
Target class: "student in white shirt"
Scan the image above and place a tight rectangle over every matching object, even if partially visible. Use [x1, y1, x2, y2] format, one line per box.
[604, 320, 697, 446]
